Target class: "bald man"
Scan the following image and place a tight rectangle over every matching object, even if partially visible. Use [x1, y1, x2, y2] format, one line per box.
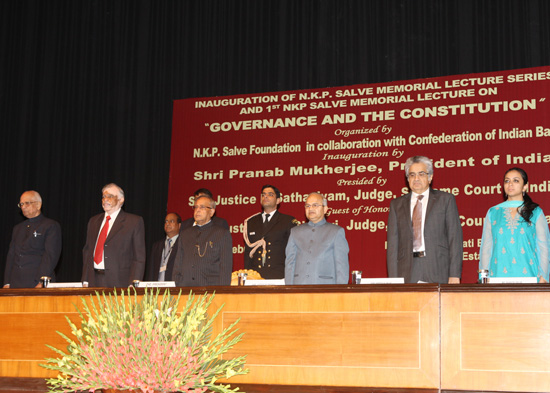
[285, 192, 349, 285]
[3, 191, 62, 288]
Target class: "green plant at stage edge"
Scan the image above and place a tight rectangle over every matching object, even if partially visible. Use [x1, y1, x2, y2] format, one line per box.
[40, 288, 248, 393]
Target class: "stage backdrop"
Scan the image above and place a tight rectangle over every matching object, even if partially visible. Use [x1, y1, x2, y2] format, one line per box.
[169, 66, 550, 283]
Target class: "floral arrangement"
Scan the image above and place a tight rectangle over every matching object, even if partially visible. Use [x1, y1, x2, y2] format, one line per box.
[230, 269, 263, 285]
[41, 288, 248, 393]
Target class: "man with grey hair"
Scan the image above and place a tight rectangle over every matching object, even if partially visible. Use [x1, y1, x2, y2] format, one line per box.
[172, 195, 232, 286]
[387, 155, 463, 284]
[180, 188, 229, 230]
[3, 191, 62, 288]
[82, 183, 146, 287]
[285, 192, 349, 285]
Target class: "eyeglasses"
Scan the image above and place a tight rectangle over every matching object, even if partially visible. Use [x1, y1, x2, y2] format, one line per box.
[102, 194, 118, 200]
[17, 201, 38, 208]
[305, 203, 324, 209]
[192, 205, 212, 211]
[407, 171, 429, 179]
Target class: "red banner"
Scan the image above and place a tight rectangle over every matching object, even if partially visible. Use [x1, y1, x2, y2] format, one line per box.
[169, 66, 550, 283]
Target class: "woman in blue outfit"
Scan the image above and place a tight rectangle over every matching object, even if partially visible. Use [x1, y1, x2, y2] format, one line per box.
[479, 167, 549, 282]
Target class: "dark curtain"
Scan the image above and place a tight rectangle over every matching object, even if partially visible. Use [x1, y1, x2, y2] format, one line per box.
[1, 0, 549, 284]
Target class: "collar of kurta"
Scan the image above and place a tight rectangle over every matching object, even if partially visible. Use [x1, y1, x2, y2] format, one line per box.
[195, 220, 213, 229]
[497, 200, 523, 208]
[307, 217, 327, 227]
[27, 213, 44, 223]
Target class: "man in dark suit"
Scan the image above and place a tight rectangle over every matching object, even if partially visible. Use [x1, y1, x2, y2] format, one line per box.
[243, 184, 299, 279]
[180, 188, 229, 230]
[172, 195, 232, 286]
[387, 156, 463, 284]
[82, 183, 146, 287]
[3, 191, 61, 288]
[146, 212, 181, 281]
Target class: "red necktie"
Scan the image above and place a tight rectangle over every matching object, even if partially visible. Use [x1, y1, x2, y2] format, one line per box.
[93, 216, 111, 265]
[412, 195, 424, 250]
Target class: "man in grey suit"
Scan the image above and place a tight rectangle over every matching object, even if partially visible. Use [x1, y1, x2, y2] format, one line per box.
[387, 156, 463, 284]
[82, 183, 146, 287]
[285, 192, 349, 285]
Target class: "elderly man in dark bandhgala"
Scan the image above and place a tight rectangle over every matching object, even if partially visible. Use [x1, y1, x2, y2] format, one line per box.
[173, 195, 232, 286]
[3, 190, 61, 288]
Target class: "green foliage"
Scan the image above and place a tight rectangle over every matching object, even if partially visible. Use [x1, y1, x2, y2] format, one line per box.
[40, 288, 248, 393]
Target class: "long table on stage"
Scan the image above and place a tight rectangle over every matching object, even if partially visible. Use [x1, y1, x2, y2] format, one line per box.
[1, 284, 550, 393]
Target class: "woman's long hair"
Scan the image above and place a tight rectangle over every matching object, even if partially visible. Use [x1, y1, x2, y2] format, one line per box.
[502, 167, 539, 224]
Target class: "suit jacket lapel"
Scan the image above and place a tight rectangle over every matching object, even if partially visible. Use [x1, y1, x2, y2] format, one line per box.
[425, 188, 438, 219]
[401, 193, 413, 230]
[91, 214, 104, 241]
[261, 210, 279, 236]
[168, 240, 178, 263]
[106, 210, 125, 242]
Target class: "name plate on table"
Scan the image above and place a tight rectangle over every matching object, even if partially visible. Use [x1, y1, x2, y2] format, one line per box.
[245, 279, 285, 286]
[360, 277, 405, 284]
[135, 281, 176, 288]
[46, 282, 84, 288]
[488, 277, 538, 284]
